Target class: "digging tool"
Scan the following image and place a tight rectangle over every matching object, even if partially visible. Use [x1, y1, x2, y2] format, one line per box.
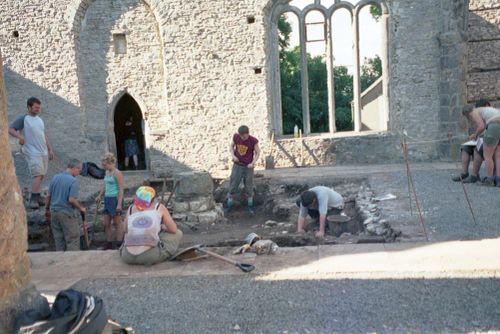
[92, 190, 104, 242]
[159, 181, 197, 231]
[265, 132, 275, 170]
[197, 245, 255, 272]
[164, 181, 178, 208]
[160, 177, 167, 204]
[170, 245, 208, 262]
[171, 245, 255, 272]
[81, 211, 90, 250]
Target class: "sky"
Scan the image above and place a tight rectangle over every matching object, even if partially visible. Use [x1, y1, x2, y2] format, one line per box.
[284, 0, 382, 72]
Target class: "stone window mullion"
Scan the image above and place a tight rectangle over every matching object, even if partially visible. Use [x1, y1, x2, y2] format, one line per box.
[298, 12, 311, 135]
[352, 7, 361, 133]
[325, 14, 336, 133]
[273, 11, 284, 136]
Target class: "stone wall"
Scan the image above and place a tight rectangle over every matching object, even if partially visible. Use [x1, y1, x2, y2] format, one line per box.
[0, 53, 45, 333]
[467, 0, 500, 107]
[0, 0, 471, 174]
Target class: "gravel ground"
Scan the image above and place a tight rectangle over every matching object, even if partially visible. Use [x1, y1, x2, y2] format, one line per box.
[73, 275, 500, 334]
[368, 168, 500, 242]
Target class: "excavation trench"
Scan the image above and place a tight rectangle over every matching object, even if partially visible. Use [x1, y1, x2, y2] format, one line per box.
[27, 177, 396, 252]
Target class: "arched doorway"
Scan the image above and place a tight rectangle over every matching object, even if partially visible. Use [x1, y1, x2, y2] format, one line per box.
[113, 94, 147, 170]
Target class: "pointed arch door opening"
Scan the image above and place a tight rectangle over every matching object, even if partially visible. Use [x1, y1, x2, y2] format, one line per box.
[113, 94, 147, 170]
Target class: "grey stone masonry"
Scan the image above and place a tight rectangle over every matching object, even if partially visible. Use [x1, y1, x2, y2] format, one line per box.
[0, 0, 474, 174]
[467, 0, 500, 107]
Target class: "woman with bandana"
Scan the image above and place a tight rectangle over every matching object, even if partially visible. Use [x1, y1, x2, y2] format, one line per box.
[120, 186, 183, 265]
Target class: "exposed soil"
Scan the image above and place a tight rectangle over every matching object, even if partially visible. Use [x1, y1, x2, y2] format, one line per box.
[27, 177, 388, 252]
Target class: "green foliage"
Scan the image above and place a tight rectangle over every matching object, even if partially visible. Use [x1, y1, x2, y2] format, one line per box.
[307, 54, 329, 133]
[333, 66, 354, 131]
[280, 46, 303, 134]
[361, 55, 382, 91]
[370, 5, 382, 22]
[278, 16, 292, 51]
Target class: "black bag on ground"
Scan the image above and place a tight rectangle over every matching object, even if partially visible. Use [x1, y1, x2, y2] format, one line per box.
[15, 289, 107, 334]
[80, 162, 105, 179]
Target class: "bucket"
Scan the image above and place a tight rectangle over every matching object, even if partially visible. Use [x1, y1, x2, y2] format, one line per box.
[326, 215, 351, 237]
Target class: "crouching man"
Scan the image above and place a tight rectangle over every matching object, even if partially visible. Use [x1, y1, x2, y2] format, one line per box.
[45, 159, 86, 251]
[296, 186, 345, 238]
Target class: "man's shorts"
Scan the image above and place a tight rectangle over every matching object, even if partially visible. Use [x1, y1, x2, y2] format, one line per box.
[477, 145, 484, 160]
[25, 154, 48, 177]
[484, 122, 500, 146]
[461, 145, 474, 156]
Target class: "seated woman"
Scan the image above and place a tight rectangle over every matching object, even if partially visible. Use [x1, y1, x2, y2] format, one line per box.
[120, 186, 183, 265]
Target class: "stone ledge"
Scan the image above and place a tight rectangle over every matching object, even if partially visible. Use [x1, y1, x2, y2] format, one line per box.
[30, 239, 500, 294]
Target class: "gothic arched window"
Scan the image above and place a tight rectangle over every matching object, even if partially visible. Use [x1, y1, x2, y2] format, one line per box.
[271, 0, 389, 136]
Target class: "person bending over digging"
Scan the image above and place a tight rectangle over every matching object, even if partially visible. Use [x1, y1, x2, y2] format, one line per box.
[462, 104, 500, 186]
[120, 186, 183, 266]
[226, 125, 261, 214]
[96, 153, 124, 250]
[45, 159, 85, 251]
[452, 99, 490, 183]
[296, 186, 345, 238]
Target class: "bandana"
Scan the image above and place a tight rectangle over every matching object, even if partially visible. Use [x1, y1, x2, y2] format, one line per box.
[133, 186, 156, 211]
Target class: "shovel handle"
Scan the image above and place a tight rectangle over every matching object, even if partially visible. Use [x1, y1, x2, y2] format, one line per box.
[198, 247, 255, 273]
[80, 212, 90, 248]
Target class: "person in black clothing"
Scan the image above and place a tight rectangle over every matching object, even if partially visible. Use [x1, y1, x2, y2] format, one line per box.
[124, 116, 140, 170]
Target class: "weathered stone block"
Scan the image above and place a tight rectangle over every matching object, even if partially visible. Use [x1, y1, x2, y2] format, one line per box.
[197, 211, 219, 224]
[172, 200, 190, 213]
[187, 212, 199, 223]
[189, 196, 215, 213]
[174, 171, 213, 199]
[272, 202, 294, 220]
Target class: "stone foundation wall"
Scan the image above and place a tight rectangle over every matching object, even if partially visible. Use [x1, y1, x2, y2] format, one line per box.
[467, 0, 500, 107]
[0, 0, 470, 174]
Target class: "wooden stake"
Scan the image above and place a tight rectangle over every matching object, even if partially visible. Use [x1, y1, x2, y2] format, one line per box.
[299, 129, 303, 167]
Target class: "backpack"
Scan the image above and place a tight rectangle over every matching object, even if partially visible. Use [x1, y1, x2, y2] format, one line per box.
[80, 162, 106, 180]
[15, 289, 108, 334]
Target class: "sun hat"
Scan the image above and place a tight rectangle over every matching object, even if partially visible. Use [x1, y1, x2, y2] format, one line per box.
[134, 186, 156, 211]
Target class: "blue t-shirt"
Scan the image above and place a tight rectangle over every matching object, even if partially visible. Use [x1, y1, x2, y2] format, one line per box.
[48, 172, 79, 216]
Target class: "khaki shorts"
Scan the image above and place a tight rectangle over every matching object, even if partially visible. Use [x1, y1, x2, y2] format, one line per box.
[25, 154, 48, 177]
[484, 122, 500, 146]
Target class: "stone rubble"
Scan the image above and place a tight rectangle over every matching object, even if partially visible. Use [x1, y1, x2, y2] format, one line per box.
[356, 187, 401, 241]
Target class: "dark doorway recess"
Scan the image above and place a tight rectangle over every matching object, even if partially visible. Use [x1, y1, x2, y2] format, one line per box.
[114, 94, 147, 170]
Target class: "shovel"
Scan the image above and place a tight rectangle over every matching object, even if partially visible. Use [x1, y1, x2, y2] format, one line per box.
[80, 211, 90, 249]
[197, 246, 255, 272]
[172, 245, 255, 272]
